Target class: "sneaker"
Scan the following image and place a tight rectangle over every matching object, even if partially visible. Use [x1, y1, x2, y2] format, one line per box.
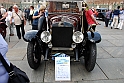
[9, 34, 14, 36]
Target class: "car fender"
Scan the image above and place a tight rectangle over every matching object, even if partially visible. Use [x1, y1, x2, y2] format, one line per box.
[87, 31, 101, 43]
[24, 30, 38, 42]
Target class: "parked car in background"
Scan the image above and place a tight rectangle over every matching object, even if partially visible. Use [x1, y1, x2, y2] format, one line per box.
[96, 8, 107, 20]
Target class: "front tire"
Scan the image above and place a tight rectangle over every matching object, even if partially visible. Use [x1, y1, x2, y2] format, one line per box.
[84, 43, 97, 72]
[27, 41, 41, 70]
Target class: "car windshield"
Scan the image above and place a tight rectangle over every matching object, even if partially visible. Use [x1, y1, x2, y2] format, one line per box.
[96, 8, 107, 13]
[47, 0, 83, 13]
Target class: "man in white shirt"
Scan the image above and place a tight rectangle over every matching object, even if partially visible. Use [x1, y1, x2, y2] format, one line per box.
[10, 5, 26, 39]
[117, 8, 124, 30]
[0, 6, 6, 16]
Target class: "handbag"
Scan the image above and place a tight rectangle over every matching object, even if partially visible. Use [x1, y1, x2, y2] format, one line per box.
[21, 20, 24, 25]
[0, 53, 30, 83]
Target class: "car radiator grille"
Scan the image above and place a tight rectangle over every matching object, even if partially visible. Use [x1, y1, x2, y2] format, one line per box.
[52, 27, 73, 47]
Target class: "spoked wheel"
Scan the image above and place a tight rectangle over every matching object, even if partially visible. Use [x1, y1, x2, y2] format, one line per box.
[27, 41, 41, 70]
[84, 42, 97, 72]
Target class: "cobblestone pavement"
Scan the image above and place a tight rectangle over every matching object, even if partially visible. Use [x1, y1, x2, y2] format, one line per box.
[5, 20, 124, 83]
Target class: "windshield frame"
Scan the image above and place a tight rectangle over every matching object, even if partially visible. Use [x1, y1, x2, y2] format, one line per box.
[47, 1, 83, 13]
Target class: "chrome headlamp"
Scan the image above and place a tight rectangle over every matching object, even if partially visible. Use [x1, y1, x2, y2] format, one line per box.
[41, 31, 51, 43]
[72, 31, 84, 43]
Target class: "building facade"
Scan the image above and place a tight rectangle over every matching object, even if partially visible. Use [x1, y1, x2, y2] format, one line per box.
[0, 0, 21, 9]
[1, 0, 123, 10]
[87, 0, 124, 9]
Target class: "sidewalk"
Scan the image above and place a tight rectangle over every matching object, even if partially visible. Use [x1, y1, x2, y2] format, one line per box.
[5, 21, 124, 83]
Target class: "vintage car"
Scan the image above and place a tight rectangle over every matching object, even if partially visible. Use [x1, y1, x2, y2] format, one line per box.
[24, 0, 101, 72]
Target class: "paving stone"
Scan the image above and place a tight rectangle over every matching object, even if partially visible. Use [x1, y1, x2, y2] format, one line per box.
[111, 35, 124, 39]
[31, 82, 78, 83]
[8, 41, 19, 49]
[71, 61, 107, 81]
[11, 61, 45, 82]
[101, 35, 116, 40]
[97, 47, 112, 59]
[99, 31, 115, 35]
[102, 47, 124, 58]
[107, 39, 124, 46]
[44, 60, 107, 82]
[97, 40, 115, 47]
[78, 79, 124, 83]
[12, 39, 28, 48]
[97, 58, 124, 79]
[6, 48, 27, 60]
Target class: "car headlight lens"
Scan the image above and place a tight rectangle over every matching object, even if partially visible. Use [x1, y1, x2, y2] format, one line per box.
[72, 31, 84, 43]
[41, 31, 51, 43]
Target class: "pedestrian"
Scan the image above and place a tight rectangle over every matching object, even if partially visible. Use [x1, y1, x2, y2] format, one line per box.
[0, 10, 2, 20]
[117, 8, 124, 30]
[111, 6, 120, 29]
[0, 33, 10, 83]
[29, 6, 34, 25]
[0, 6, 6, 16]
[104, 10, 111, 27]
[24, 7, 27, 20]
[0, 6, 6, 22]
[0, 7, 15, 36]
[109, 10, 114, 25]
[32, 5, 46, 30]
[83, 3, 99, 31]
[10, 5, 26, 39]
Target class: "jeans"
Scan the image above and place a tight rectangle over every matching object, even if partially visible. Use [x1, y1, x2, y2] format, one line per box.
[6, 21, 15, 34]
[32, 25, 38, 30]
[104, 18, 110, 27]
